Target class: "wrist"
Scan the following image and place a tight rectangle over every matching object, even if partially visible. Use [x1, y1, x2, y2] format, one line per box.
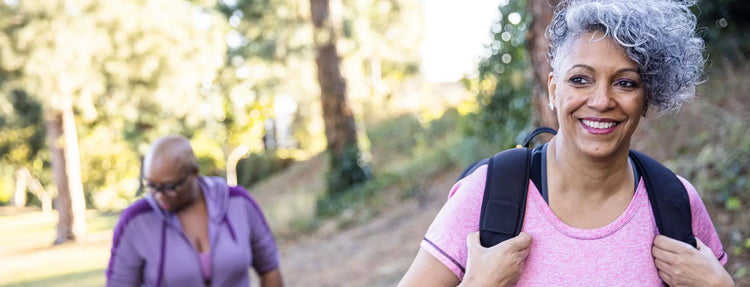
[712, 270, 734, 287]
[459, 276, 494, 287]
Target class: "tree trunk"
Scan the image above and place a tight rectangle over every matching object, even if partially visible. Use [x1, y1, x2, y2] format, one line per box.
[527, 0, 560, 131]
[310, 0, 369, 193]
[46, 103, 87, 244]
[12, 168, 28, 208]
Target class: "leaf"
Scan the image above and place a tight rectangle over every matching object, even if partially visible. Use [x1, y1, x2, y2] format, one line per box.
[725, 196, 742, 211]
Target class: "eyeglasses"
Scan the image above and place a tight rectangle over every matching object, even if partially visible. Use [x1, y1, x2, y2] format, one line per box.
[142, 175, 190, 194]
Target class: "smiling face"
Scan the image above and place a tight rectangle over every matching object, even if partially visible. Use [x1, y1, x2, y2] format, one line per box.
[548, 32, 646, 160]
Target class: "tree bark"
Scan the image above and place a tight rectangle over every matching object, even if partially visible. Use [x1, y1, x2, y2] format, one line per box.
[527, 0, 560, 130]
[310, 0, 359, 159]
[46, 103, 86, 244]
[310, 0, 370, 193]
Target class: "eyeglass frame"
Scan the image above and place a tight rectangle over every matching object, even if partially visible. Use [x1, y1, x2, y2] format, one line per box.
[141, 174, 192, 194]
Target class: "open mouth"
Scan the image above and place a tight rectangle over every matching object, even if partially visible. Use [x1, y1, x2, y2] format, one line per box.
[581, 119, 620, 130]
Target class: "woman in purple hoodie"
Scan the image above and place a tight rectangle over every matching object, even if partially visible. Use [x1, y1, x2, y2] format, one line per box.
[106, 135, 283, 287]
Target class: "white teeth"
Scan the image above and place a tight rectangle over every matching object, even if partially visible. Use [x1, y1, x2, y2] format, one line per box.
[582, 119, 617, 129]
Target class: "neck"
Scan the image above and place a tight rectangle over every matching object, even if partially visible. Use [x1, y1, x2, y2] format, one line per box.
[547, 136, 634, 202]
[176, 178, 205, 214]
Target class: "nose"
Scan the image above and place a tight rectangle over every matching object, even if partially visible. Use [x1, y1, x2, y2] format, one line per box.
[587, 84, 615, 111]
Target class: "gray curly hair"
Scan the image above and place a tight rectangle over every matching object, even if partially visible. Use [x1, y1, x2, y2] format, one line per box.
[547, 0, 705, 112]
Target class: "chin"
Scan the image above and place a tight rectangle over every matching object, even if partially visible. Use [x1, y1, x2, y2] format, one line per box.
[578, 142, 629, 159]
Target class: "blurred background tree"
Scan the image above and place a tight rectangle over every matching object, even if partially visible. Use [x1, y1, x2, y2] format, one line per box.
[0, 0, 227, 243]
[0, 0, 422, 232]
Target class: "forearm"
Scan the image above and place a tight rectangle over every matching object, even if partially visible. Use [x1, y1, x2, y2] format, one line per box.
[259, 269, 283, 287]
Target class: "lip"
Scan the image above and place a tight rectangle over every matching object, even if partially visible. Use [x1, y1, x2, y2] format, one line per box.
[579, 117, 620, 135]
[157, 199, 171, 210]
[154, 195, 172, 210]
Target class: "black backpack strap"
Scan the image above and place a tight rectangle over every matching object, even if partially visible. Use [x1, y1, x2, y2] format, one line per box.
[629, 150, 697, 248]
[479, 148, 532, 247]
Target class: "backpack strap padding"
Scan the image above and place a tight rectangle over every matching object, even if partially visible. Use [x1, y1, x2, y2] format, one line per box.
[629, 150, 697, 248]
[479, 148, 531, 247]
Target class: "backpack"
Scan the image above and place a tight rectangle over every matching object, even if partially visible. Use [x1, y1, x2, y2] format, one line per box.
[458, 127, 697, 249]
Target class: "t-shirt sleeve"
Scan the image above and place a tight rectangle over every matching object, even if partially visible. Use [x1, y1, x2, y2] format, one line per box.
[244, 192, 281, 274]
[420, 165, 487, 280]
[678, 176, 728, 265]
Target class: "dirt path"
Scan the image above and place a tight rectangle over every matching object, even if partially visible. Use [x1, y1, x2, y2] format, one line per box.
[252, 168, 456, 286]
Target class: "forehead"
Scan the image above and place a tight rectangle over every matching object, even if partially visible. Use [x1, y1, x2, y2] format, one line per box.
[561, 32, 638, 71]
[144, 155, 185, 181]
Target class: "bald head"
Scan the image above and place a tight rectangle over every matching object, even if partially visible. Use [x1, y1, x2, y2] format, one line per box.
[143, 135, 199, 176]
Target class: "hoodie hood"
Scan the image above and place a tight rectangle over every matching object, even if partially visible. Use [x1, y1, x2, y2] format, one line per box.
[144, 175, 231, 225]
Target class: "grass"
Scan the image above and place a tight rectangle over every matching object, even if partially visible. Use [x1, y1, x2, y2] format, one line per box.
[0, 209, 119, 287]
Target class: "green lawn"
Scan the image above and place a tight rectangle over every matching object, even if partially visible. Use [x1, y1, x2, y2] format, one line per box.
[0, 209, 119, 287]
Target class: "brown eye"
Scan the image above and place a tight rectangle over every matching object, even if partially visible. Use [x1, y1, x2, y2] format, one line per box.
[569, 76, 590, 85]
[615, 80, 637, 88]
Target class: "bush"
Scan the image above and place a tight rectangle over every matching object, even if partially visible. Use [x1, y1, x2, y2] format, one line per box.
[236, 152, 295, 188]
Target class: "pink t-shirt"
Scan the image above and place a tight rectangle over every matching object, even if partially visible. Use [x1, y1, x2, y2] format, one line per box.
[421, 165, 727, 286]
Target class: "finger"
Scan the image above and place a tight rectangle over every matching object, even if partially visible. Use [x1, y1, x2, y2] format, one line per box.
[653, 257, 672, 271]
[695, 237, 717, 258]
[503, 232, 533, 251]
[658, 270, 673, 285]
[653, 235, 691, 254]
[651, 245, 673, 261]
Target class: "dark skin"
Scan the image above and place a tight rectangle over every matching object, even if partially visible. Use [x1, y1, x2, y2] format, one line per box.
[144, 136, 283, 287]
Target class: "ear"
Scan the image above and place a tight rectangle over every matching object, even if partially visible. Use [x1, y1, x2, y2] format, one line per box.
[547, 72, 557, 106]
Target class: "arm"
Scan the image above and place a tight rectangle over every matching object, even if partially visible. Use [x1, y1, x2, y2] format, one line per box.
[243, 192, 282, 284]
[652, 236, 733, 287]
[259, 268, 283, 287]
[398, 247, 461, 287]
[400, 232, 533, 287]
[106, 223, 144, 287]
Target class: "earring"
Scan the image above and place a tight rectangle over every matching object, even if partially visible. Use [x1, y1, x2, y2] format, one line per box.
[548, 101, 555, 111]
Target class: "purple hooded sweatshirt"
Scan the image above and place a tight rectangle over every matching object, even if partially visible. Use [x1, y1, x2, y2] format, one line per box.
[106, 176, 279, 287]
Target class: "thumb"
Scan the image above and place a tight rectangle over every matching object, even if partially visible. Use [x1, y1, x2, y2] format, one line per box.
[465, 231, 482, 252]
[695, 237, 713, 255]
[501, 232, 533, 251]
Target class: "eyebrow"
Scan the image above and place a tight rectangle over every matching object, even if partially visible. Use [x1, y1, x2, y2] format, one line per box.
[567, 64, 639, 74]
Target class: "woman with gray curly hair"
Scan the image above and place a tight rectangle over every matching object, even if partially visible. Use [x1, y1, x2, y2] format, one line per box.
[399, 0, 733, 286]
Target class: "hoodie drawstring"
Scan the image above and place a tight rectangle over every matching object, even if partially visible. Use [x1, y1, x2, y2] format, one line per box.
[224, 214, 237, 242]
[156, 220, 167, 287]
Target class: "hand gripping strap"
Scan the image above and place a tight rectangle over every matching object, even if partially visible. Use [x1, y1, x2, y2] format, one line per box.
[479, 148, 531, 247]
[629, 150, 697, 248]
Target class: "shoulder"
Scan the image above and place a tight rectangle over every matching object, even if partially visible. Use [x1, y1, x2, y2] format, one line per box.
[227, 185, 267, 214]
[674, 175, 705, 210]
[112, 199, 155, 244]
[228, 185, 259, 207]
[451, 164, 487, 198]
[116, 199, 154, 228]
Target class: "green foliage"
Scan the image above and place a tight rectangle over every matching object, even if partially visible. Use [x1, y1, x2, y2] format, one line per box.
[325, 144, 372, 196]
[0, 0, 230, 209]
[693, 0, 750, 62]
[236, 152, 295, 188]
[672, 117, 749, 207]
[462, 0, 533, 150]
[0, 171, 13, 204]
[316, 108, 463, 218]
